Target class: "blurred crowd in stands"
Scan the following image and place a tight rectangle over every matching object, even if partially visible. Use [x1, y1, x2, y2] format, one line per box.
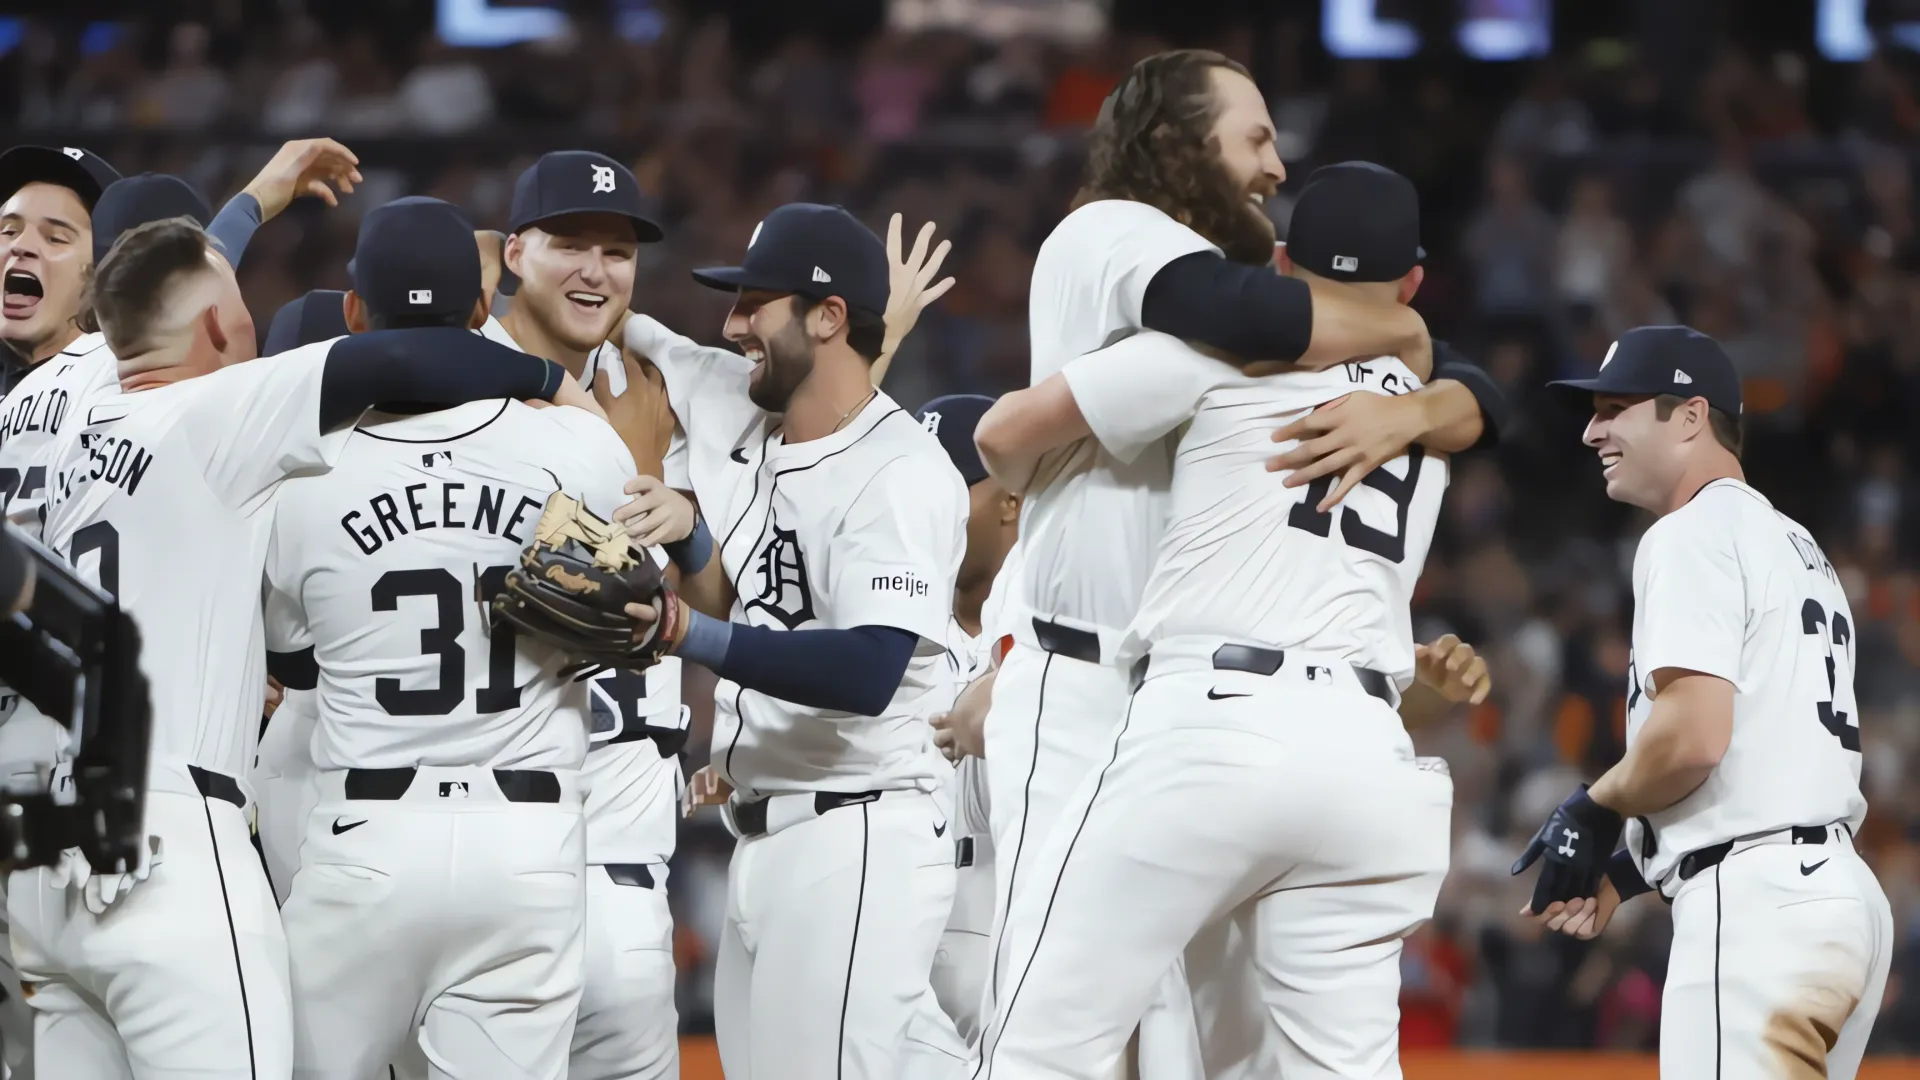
[5, 2, 1919, 1053]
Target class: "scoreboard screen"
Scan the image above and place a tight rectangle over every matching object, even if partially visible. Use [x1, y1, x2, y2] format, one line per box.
[436, 0, 665, 47]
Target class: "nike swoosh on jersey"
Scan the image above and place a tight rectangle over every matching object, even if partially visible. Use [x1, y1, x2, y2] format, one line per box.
[332, 818, 367, 835]
[1206, 689, 1250, 700]
[934, 820, 948, 837]
[729, 447, 749, 463]
[1800, 859, 1829, 876]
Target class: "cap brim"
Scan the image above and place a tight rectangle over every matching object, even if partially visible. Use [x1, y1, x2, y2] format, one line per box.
[510, 207, 664, 244]
[0, 147, 107, 209]
[691, 265, 781, 293]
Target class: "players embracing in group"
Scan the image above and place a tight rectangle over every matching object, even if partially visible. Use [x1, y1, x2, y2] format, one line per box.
[0, 43, 1893, 1080]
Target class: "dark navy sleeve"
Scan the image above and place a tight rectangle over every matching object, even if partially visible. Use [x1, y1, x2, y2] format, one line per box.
[317, 328, 564, 432]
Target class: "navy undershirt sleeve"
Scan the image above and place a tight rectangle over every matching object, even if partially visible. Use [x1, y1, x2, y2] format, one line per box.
[1139, 251, 1314, 365]
[206, 193, 264, 270]
[1431, 340, 1510, 450]
[317, 328, 564, 432]
[677, 614, 918, 717]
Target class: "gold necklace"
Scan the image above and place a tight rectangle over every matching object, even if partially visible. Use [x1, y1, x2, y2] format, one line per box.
[831, 389, 877, 435]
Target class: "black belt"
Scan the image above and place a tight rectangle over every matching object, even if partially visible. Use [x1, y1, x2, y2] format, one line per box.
[731, 790, 883, 838]
[1128, 645, 1394, 704]
[1032, 618, 1101, 665]
[342, 767, 562, 804]
[189, 765, 245, 809]
[1675, 823, 1853, 883]
[604, 863, 656, 889]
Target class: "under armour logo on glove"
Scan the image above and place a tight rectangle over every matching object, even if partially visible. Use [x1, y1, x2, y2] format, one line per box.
[1511, 785, 1624, 916]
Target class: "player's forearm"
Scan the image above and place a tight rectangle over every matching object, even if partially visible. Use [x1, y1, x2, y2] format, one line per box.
[974, 379, 1089, 495]
[674, 617, 916, 716]
[1299, 280, 1432, 380]
[1139, 252, 1312, 369]
[1397, 680, 1453, 731]
[318, 329, 565, 431]
[1589, 694, 1729, 818]
[1405, 381, 1483, 455]
[674, 546, 734, 620]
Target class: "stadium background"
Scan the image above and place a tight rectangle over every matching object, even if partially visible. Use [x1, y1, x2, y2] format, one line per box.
[6, 0, 1920, 1070]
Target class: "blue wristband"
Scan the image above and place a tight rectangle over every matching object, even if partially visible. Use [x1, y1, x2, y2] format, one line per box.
[675, 610, 732, 669]
[664, 515, 713, 574]
[1606, 848, 1654, 901]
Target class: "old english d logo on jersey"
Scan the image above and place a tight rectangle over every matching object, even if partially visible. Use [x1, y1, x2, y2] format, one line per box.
[745, 525, 814, 629]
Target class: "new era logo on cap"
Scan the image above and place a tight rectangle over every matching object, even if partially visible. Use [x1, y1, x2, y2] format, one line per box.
[1673, 369, 1692, 384]
[591, 164, 615, 194]
[922, 411, 942, 434]
[408, 289, 433, 305]
[812, 266, 832, 283]
[1332, 255, 1359, 272]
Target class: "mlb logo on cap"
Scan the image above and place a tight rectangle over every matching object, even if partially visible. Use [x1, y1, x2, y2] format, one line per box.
[409, 289, 433, 305]
[1332, 255, 1359, 272]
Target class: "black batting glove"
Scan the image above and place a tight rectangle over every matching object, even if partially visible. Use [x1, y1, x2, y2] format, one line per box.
[1510, 784, 1624, 915]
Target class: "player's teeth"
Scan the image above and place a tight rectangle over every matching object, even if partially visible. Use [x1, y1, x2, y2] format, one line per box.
[566, 292, 605, 306]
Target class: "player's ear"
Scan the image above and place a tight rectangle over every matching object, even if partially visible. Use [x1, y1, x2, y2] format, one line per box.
[342, 291, 371, 335]
[813, 296, 847, 343]
[466, 297, 489, 331]
[1398, 265, 1425, 306]
[202, 304, 229, 355]
[503, 231, 525, 279]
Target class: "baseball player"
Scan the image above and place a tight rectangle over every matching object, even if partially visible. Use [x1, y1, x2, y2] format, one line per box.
[487, 150, 691, 1080]
[619, 202, 965, 1079]
[263, 196, 664, 1079]
[974, 50, 1501, 1075]
[1515, 327, 1892, 1078]
[912, 394, 1018, 1044]
[966, 159, 1497, 1078]
[20, 215, 593, 1079]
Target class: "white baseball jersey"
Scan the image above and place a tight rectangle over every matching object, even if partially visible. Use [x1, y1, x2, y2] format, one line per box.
[626, 314, 965, 797]
[262, 399, 639, 771]
[1063, 332, 1447, 683]
[0, 333, 116, 536]
[39, 342, 354, 798]
[1007, 199, 1222, 632]
[1622, 477, 1868, 885]
[478, 312, 685, 866]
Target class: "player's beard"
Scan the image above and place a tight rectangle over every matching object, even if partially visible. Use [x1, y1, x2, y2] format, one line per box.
[747, 318, 815, 413]
[1185, 152, 1279, 267]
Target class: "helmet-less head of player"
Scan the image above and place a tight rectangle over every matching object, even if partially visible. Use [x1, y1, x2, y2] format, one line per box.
[1077, 49, 1282, 267]
[87, 218, 256, 386]
[694, 202, 890, 413]
[1276, 162, 1426, 306]
[0, 146, 120, 364]
[915, 393, 1020, 605]
[502, 151, 661, 369]
[343, 196, 488, 334]
[1548, 326, 1745, 514]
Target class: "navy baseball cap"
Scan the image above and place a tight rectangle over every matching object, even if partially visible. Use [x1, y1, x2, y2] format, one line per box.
[509, 151, 662, 242]
[693, 203, 889, 318]
[91, 174, 213, 264]
[349, 197, 481, 322]
[262, 289, 349, 355]
[915, 394, 995, 487]
[0, 145, 120, 212]
[1547, 325, 1743, 416]
[1284, 161, 1425, 284]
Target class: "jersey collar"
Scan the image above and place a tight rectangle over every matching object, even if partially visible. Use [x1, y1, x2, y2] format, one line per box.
[764, 389, 901, 466]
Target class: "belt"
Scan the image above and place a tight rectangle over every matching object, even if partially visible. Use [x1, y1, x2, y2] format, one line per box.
[604, 863, 656, 889]
[1129, 644, 1395, 705]
[729, 790, 884, 838]
[343, 767, 562, 804]
[1032, 617, 1101, 665]
[189, 765, 245, 809]
[1675, 822, 1855, 883]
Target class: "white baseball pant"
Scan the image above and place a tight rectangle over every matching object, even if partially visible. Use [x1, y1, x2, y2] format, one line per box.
[983, 636, 1205, 1080]
[933, 757, 994, 1043]
[713, 788, 957, 1080]
[282, 766, 586, 1080]
[1659, 824, 1892, 1079]
[8, 782, 293, 1080]
[0, 703, 68, 1076]
[976, 645, 1452, 1080]
[570, 862, 679, 1080]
